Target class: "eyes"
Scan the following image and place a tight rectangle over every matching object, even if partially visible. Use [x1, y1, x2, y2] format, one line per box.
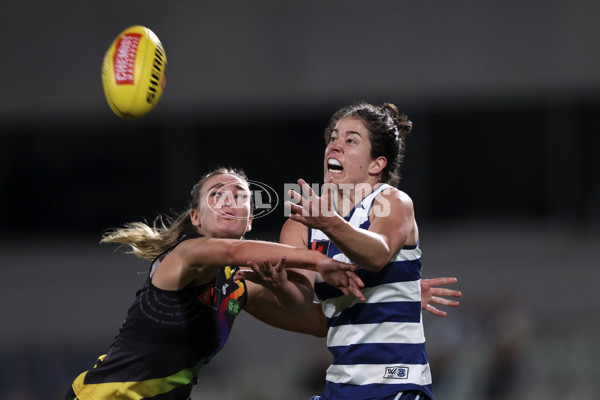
[328, 134, 357, 145]
[210, 191, 249, 200]
[208, 189, 250, 208]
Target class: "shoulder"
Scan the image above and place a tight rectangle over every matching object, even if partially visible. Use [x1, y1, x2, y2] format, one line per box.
[171, 235, 209, 253]
[374, 186, 414, 213]
[165, 236, 214, 265]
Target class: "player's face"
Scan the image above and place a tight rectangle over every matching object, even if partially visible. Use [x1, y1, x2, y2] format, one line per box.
[324, 117, 381, 187]
[191, 174, 253, 239]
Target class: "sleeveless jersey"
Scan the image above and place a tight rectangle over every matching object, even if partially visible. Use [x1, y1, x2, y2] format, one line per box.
[70, 234, 247, 399]
[309, 184, 433, 400]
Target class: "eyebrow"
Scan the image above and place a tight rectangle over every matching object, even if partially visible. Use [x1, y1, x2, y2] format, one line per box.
[332, 129, 362, 137]
[207, 182, 248, 192]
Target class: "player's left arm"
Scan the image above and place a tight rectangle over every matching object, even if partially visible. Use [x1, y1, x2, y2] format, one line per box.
[243, 274, 327, 337]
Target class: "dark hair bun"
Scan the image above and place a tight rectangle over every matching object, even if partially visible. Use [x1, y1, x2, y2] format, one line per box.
[381, 102, 412, 139]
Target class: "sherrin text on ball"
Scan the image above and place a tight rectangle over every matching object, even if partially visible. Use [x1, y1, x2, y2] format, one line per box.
[101, 25, 167, 119]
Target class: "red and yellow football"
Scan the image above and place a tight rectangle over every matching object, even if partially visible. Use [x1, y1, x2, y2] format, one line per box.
[101, 25, 167, 119]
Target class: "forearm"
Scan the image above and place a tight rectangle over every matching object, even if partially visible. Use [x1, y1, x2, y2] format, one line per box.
[245, 289, 327, 337]
[262, 269, 314, 312]
[228, 240, 322, 271]
[322, 216, 392, 270]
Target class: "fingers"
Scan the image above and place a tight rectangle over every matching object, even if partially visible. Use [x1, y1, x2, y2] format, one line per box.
[234, 270, 256, 282]
[298, 179, 315, 198]
[423, 277, 458, 286]
[430, 296, 460, 307]
[425, 304, 447, 317]
[274, 256, 286, 272]
[346, 270, 364, 288]
[430, 287, 462, 298]
[350, 285, 366, 301]
[339, 264, 358, 272]
[246, 260, 259, 270]
[285, 198, 308, 220]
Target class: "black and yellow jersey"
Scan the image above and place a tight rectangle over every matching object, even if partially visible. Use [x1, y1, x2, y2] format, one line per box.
[70, 234, 247, 399]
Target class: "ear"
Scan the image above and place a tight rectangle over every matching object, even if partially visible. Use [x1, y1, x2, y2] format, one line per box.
[369, 156, 387, 175]
[190, 209, 200, 228]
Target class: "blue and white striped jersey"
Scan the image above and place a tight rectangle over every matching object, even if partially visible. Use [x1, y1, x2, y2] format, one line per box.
[309, 184, 433, 400]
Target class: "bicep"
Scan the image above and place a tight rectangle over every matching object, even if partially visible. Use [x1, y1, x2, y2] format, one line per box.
[175, 238, 235, 284]
[280, 218, 308, 248]
[368, 192, 415, 255]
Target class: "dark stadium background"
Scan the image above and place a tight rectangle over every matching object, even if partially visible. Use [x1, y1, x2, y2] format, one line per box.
[1, 1, 599, 399]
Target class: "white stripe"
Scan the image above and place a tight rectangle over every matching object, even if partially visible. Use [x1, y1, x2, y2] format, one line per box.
[362, 281, 420, 303]
[321, 281, 421, 318]
[326, 362, 432, 386]
[392, 247, 421, 261]
[327, 321, 425, 347]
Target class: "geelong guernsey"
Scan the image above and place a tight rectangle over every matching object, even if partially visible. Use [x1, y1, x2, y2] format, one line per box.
[309, 184, 433, 400]
[71, 234, 247, 399]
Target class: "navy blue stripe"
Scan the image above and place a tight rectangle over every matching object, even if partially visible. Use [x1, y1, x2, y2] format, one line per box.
[329, 342, 428, 365]
[315, 281, 344, 300]
[316, 261, 421, 301]
[358, 218, 370, 230]
[357, 261, 421, 287]
[327, 241, 342, 259]
[323, 382, 433, 400]
[327, 301, 421, 328]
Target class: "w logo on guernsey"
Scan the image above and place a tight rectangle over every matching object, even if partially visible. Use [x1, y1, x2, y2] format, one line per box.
[383, 366, 410, 379]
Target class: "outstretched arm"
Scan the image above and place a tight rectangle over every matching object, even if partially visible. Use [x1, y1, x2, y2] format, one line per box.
[421, 277, 462, 317]
[243, 271, 327, 337]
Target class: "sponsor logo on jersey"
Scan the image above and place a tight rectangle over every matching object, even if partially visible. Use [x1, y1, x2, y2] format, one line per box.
[383, 366, 409, 379]
[227, 299, 242, 315]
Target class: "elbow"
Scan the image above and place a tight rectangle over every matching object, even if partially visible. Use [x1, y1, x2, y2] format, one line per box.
[372, 257, 390, 272]
[224, 240, 246, 266]
[312, 314, 328, 338]
[362, 252, 392, 272]
[312, 329, 327, 338]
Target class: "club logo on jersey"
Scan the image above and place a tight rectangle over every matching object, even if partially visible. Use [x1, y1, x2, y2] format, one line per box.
[383, 366, 409, 379]
[198, 287, 219, 309]
[311, 240, 329, 255]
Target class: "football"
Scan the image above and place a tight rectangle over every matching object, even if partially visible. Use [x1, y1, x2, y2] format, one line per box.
[101, 25, 167, 119]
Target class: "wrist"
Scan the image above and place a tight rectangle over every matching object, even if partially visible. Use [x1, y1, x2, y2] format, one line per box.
[320, 213, 345, 238]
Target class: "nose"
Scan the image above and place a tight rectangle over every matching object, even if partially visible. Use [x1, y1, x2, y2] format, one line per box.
[327, 140, 342, 154]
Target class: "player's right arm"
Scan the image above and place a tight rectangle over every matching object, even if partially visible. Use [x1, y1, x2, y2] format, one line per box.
[153, 235, 361, 299]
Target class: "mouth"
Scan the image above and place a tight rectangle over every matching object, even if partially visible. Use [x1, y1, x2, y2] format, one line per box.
[327, 158, 343, 174]
[219, 211, 237, 219]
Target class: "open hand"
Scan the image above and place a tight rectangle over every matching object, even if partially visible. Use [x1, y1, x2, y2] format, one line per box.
[317, 258, 365, 301]
[421, 277, 462, 317]
[234, 257, 288, 291]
